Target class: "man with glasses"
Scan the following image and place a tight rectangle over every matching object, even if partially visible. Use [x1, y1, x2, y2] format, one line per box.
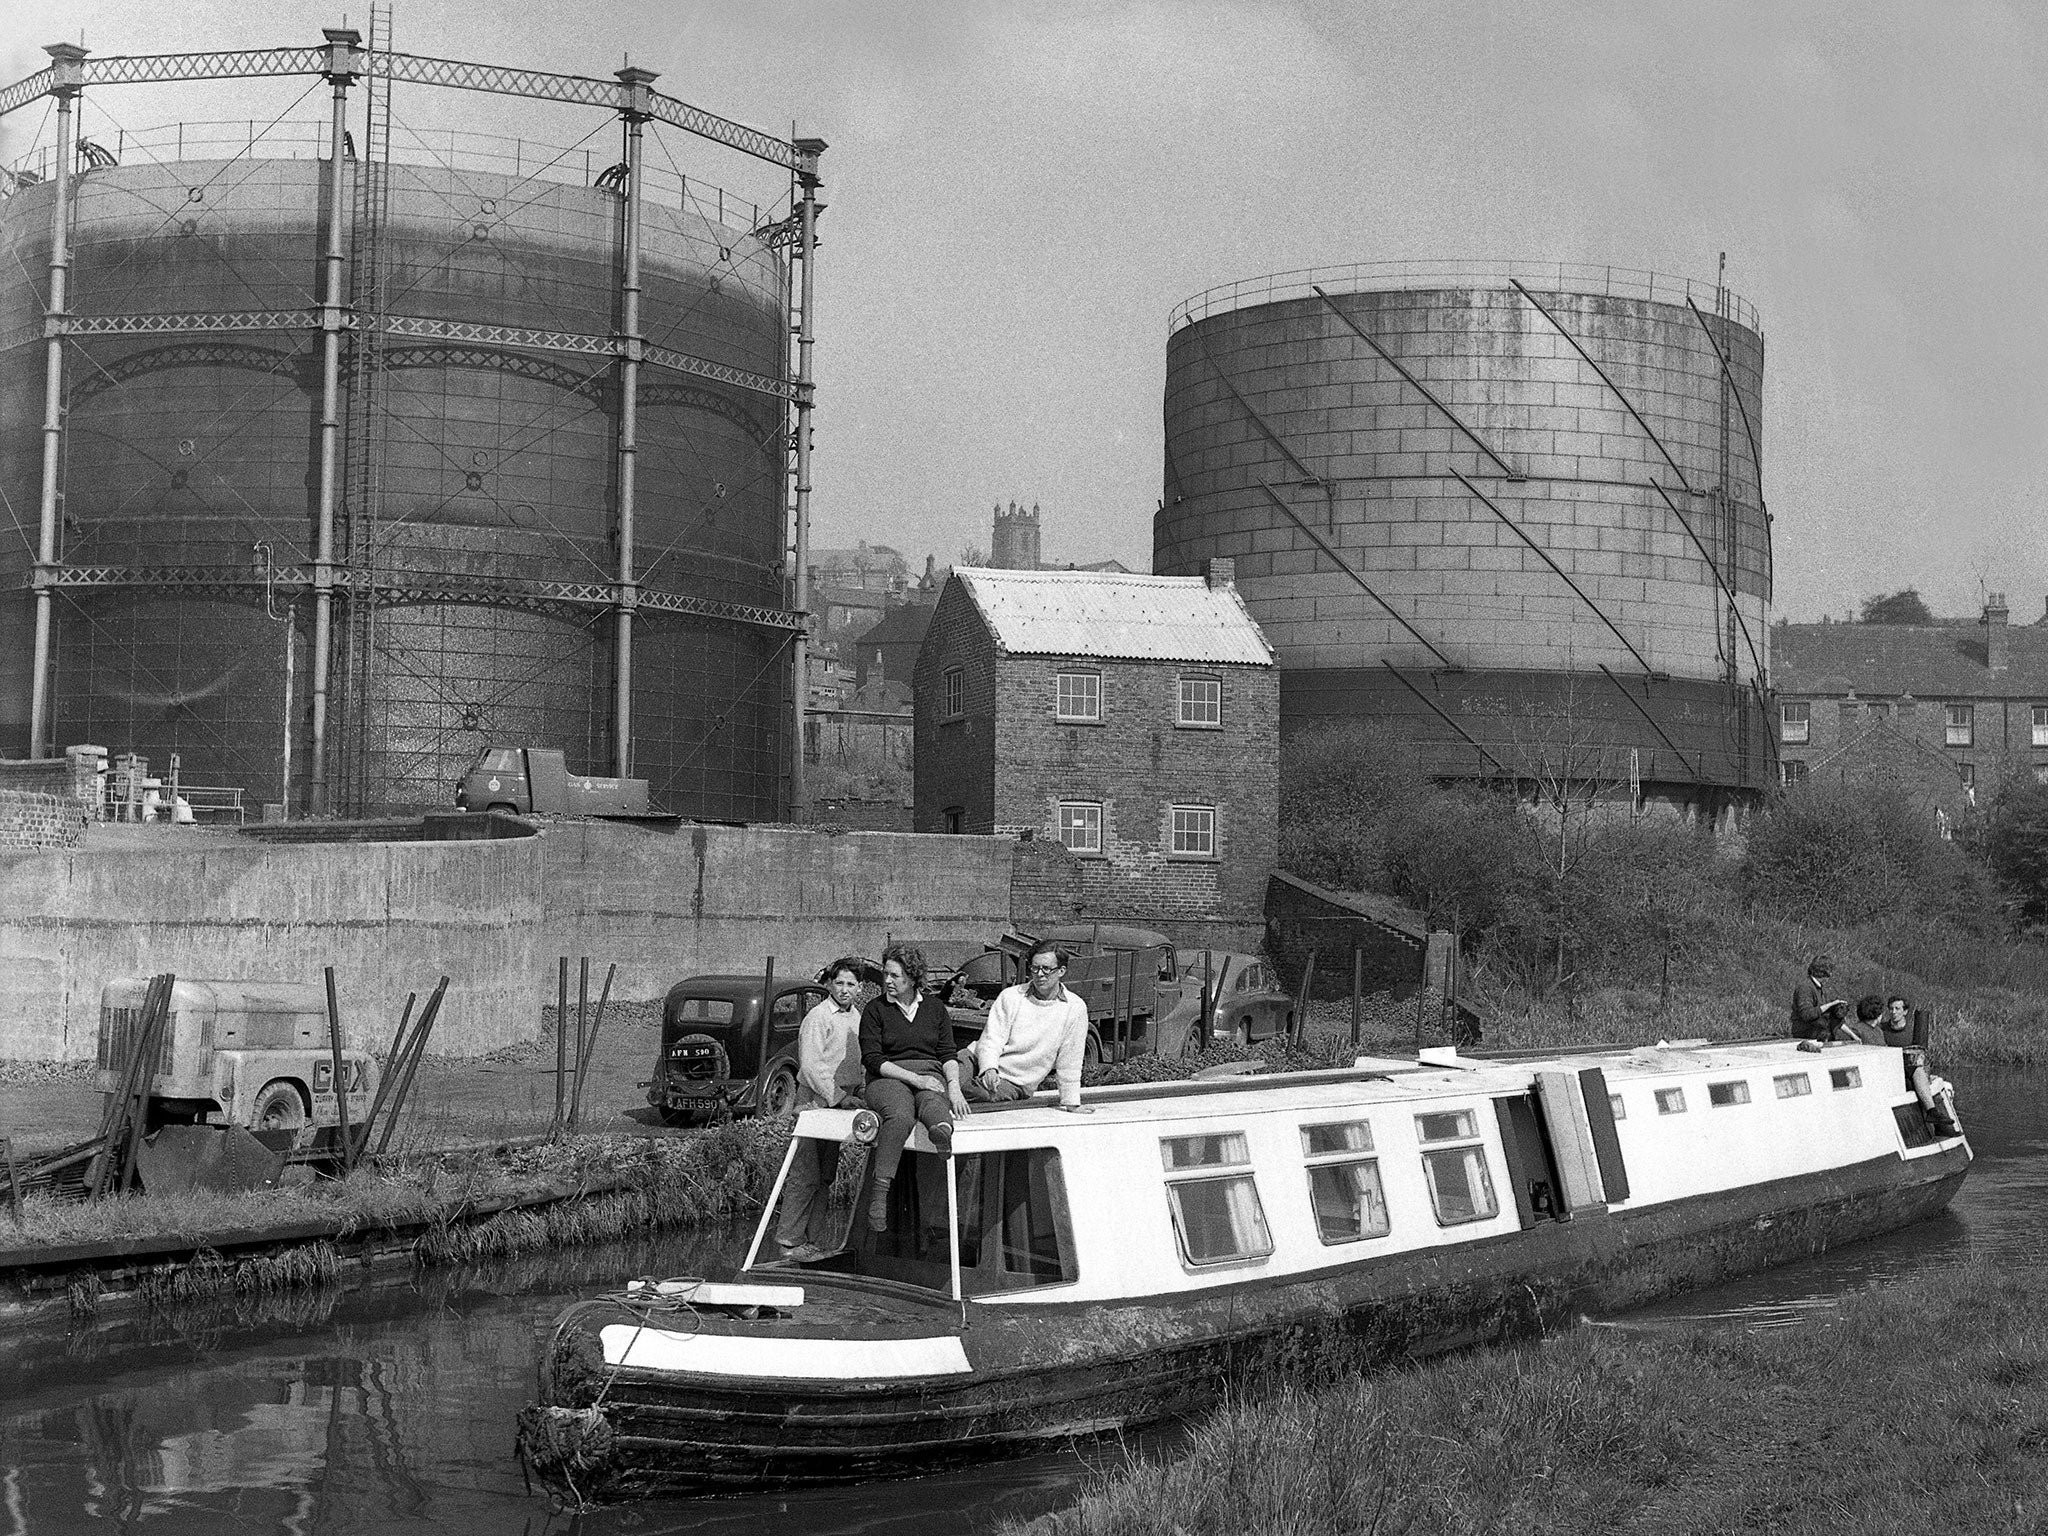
[953, 940, 1093, 1113]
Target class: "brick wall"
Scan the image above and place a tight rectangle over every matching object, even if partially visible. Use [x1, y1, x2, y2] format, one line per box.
[913, 583, 999, 833]
[0, 788, 88, 850]
[989, 653, 1278, 927]
[0, 748, 98, 807]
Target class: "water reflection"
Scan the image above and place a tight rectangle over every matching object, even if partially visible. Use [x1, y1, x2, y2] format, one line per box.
[3, 1067, 2042, 1533]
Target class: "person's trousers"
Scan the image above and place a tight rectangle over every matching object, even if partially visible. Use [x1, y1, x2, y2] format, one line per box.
[864, 1074, 951, 1180]
[775, 1133, 841, 1251]
[956, 1046, 1035, 1102]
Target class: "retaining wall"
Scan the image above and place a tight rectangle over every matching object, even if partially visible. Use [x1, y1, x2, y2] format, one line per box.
[0, 835, 543, 1060]
[0, 789, 87, 851]
[537, 822, 1019, 1000]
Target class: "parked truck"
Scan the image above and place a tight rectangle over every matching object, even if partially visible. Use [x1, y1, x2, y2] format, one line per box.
[939, 924, 1203, 1064]
[455, 746, 650, 817]
[95, 978, 377, 1141]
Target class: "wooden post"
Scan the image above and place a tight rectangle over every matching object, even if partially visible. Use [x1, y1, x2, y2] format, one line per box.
[553, 956, 569, 1135]
[1200, 949, 1213, 1057]
[1294, 949, 1317, 1049]
[575, 956, 591, 1126]
[324, 966, 352, 1176]
[1350, 944, 1363, 1050]
[570, 963, 615, 1131]
[376, 976, 450, 1156]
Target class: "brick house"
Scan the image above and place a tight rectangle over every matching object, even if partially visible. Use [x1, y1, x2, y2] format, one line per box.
[1773, 594, 2048, 816]
[914, 561, 1278, 933]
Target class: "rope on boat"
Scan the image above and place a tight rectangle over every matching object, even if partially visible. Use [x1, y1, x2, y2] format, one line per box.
[518, 1275, 710, 1503]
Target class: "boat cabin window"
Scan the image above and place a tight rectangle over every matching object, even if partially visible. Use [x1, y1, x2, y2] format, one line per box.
[1774, 1073, 1812, 1099]
[955, 1149, 1078, 1294]
[1655, 1087, 1686, 1115]
[844, 1151, 954, 1292]
[1708, 1080, 1751, 1107]
[1159, 1132, 1274, 1268]
[1412, 1110, 1499, 1228]
[1609, 1094, 1626, 1121]
[1830, 1067, 1862, 1090]
[1300, 1121, 1390, 1245]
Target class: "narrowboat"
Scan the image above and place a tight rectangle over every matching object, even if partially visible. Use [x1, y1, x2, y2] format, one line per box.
[519, 1036, 1969, 1498]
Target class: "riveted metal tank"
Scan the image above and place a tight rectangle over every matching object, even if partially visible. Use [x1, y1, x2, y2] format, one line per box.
[1157, 262, 1770, 803]
[0, 133, 791, 816]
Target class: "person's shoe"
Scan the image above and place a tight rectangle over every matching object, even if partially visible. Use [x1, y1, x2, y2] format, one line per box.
[786, 1243, 826, 1264]
[866, 1175, 893, 1232]
[929, 1121, 953, 1156]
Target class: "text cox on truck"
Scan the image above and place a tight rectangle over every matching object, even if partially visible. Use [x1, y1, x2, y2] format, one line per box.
[456, 746, 650, 817]
[97, 977, 376, 1143]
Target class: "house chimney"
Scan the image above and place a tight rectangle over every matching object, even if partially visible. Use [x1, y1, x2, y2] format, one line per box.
[1205, 557, 1235, 590]
[1984, 592, 2010, 672]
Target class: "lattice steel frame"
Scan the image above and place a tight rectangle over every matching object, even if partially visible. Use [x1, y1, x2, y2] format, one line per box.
[0, 27, 824, 817]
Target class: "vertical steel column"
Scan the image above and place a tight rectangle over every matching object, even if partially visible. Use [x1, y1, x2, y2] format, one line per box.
[790, 139, 827, 821]
[28, 44, 87, 762]
[308, 29, 360, 815]
[613, 68, 657, 778]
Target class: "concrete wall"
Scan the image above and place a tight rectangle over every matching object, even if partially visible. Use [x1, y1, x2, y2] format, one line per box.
[0, 834, 542, 1061]
[537, 822, 1018, 1002]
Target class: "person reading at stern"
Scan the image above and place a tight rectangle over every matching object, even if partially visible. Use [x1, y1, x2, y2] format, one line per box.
[1790, 954, 1843, 1042]
[775, 957, 867, 1265]
[859, 944, 963, 1231]
[954, 940, 1093, 1113]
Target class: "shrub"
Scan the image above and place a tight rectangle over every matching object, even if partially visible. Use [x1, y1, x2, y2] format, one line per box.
[1980, 776, 2048, 928]
[1742, 780, 1995, 931]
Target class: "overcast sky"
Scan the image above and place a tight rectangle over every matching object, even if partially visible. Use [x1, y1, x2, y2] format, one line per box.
[4, 1, 2042, 622]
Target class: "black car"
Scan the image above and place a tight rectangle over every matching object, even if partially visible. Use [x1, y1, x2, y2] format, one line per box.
[650, 972, 831, 1125]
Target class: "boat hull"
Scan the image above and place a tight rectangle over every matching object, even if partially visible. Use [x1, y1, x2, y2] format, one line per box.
[523, 1139, 1969, 1496]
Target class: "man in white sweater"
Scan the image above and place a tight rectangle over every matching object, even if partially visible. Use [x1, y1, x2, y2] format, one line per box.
[955, 940, 1093, 1113]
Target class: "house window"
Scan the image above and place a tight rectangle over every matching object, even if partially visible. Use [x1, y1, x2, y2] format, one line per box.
[1780, 701, 1810, 744]
[2034, 705, 2048, 748]
[1159, 1132, 1273, 1267]
[1780, 760, 1808, 787]
[1945, 704, 1974, 747]
[943, 806, 964, 834]
[1414, 1109, 1499, 1227]
[1057, 801, 1102, 853]
[1178, 676, 1222, 727]
[1708, 1080, 1751, 1107]
[1170, 805, 1216, 857]
[1300, 1121, 1390, 1245]
[943, 667, 964, 718]
[1055, 671, 1101, 721]
[1959, 763, 1976, 790]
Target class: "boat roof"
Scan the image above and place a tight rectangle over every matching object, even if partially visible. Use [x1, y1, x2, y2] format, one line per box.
[919, 1038, 1894, 1139]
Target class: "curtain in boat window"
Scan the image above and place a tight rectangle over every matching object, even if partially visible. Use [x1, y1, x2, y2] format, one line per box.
[1166, 1174, 1273, 1266]
[1307, 1160, 1390, 1243]
[956, 1149, 1078, 1293]
[1421, 1145, 1499, 1225]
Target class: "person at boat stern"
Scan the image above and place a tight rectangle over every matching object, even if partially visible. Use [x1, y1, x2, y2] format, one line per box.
[1790, 955, 1844, 1041]
[860, 944, 965, 1231]
[776, 957, 868, 1264]
[955, 939, 1093, 1111]
[1879, 994, 1963, 1137]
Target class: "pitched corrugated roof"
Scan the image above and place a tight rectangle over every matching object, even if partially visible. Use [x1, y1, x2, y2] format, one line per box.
[952, 567, 1275, 666]
[1774, 622, 2048, 699]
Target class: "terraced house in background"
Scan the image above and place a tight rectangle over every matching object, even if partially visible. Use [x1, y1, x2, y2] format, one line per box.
[1772, 594, 2048, 817]
[913, 562, 1277, 938]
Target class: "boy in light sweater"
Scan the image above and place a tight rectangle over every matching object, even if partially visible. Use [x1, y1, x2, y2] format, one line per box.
[954, 940, 1094, 1113]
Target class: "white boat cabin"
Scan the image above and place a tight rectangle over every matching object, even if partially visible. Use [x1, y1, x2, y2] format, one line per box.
[745, 1038, 1961, 1307]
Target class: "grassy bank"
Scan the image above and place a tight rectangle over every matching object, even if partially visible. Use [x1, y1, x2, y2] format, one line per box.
[0, 1120, 788, 1257]
[1013, 1257, 2048, 1536]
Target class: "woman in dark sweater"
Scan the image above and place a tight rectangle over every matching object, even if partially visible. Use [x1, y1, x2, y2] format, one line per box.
[859, 943, 965, 1231]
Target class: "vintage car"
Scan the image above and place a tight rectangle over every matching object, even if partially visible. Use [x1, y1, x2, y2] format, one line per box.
[648, 967, 830, 1125]
[1179, 951, 1295, 1047]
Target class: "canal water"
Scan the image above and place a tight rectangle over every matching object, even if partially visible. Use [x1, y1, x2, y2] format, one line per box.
[0, 1064, 2040, 1535]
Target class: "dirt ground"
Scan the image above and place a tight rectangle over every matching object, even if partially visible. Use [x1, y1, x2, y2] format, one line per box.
[0, 1000, 687, 1155]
